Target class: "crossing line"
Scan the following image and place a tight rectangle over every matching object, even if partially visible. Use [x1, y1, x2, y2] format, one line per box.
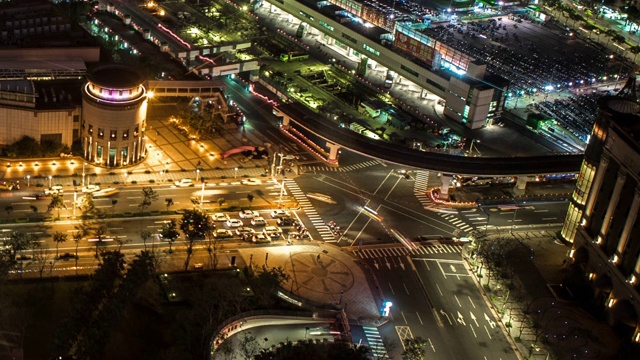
[300, 160, 381, 173]
[362, 326, 388, 358]
[282, 179, 334, 241]
[352, 244, 462, 259]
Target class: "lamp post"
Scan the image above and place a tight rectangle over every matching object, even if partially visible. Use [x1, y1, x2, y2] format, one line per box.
[200, 180, 205, 210]
[510, 199, 518, 234]
[196, 168, 200, 181]
[82, 162, 86, 187]
[48, 176, 52, 188]
[234, 167, 238, 179]
[26, 175, 30, 187]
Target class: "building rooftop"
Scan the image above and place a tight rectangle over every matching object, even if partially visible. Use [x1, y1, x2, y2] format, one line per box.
[33, 79, 84, 110]
[86, 64, 145, 89]
[600, 95, 640, 151]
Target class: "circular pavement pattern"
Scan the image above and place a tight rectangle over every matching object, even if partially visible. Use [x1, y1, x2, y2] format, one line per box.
[285, 252, 355, 295]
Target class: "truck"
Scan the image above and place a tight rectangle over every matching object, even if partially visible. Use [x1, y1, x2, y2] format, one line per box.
[279, 52, 309, 62]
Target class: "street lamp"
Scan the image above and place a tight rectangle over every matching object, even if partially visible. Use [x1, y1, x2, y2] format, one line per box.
[48, 176, 52, 188]
[196, 168, 200, 181]
[510, 199, 518, 234]
[234, 167, 238, 179]
[200, 180, 205, 210]
[82, 162, 86, 187]
[26, 175, 30, 187]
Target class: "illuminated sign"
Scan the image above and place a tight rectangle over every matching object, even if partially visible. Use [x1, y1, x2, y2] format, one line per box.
[394, 30, 436, 65]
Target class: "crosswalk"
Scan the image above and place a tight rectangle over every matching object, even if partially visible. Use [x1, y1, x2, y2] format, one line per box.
[439, 213, 474, 234]
[301, 160, 381, 173]
[414, 170, 431, 208]
[351, 244, 462, 259]
[362, 326, 388, 359]
[283, 179, 335, 241]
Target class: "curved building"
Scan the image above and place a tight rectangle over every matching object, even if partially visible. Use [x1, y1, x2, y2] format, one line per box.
[81, 64, 148, 167]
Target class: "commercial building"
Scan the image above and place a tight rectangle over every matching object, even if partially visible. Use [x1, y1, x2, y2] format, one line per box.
[258, 0, 508, 128]
[81, 64, 149, 167]
[563, 78, 640, 344]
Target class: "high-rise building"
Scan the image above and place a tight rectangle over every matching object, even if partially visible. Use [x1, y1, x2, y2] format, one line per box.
[81, 64, 149, 167]
[563, 77, 640, 344]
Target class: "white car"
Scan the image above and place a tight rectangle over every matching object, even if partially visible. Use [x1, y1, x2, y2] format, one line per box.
[212, 213, 230, 222]
[270, 209, 290, 218]
[81, 185, 101, 193]
[263, 226, 282, 239]
[236, 227, 256, 236]
[44, 185, 64, 195]
[214, 229, 234, 238]
[251, 217, 266, 226]
[241, 178, 262, 185]
[93, 188, 119, 198]
[239, 210, 259, 218]
[226, 219, 243, 228]
[252, 233, 270, 243]
[174, 178, 194, 187]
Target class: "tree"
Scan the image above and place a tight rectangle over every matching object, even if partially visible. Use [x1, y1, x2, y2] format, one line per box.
[139, 187, 159, 213]
[5, 205, 12, 218]
[217, 197, 225, 209]
[111, 199, 118, 215]
[92, 223, 109, 258]
[248, 266, 290, 308]
[161, 219, 180, 253]
[7, 231, 38, 258]
[140, 229, 152, 251]
[180, 210, 214, 270]
[32, 242, 51, 278]
[48, 195, 66, 219]
[402, 337, 428, 360]
[254, 341, 370, 360]
[72, 231, 83, 274]
[191, 197, 201, 208]
[247, 193, 254, 207]
[165, 198, 174, 211]
[53, 231, 68, 258]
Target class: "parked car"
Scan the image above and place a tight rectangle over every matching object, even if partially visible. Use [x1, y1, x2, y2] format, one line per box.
[236, 227, 256, 236]
[241, 178, 262, 185]
[174, 178, 194, 187]
[193, 263, 204, 269]
[251, 217, 266, 226]
[270, 209, 290, 219]
[212, 213, 230, 222]
[252, 233, 270, 243]
[277, 216, 294, 226]
[239, 210, 259, 218]
[214, 229, 234, 238]
[44, 185, 64, 195]
[263, 226, 282, 239]
[226, 219, 243, 228]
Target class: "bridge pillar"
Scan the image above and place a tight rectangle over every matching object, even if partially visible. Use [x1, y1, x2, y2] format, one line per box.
[513, 176, 532, 196]
[326, 142, 341, 161]
[281, 114, 291, 128]
[440, 174, 453, 200]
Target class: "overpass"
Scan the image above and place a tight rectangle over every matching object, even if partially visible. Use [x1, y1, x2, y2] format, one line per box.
[274, 102, 583, 177]
[145, 80, 226, 98]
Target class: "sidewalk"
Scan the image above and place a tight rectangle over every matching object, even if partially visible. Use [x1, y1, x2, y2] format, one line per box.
[464, 232, 619, 359]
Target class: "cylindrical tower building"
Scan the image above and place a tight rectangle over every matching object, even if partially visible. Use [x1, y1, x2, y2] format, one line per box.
[81, 64, 148, 167]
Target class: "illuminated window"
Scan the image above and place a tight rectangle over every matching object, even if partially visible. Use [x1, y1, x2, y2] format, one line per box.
[123, 130, 129, 139]
[110, 130, 117, 140]
[98, 128, 104, 139]
[88, 124, 93, 135]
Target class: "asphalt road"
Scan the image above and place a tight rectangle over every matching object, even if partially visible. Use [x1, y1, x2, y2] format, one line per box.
[360, 247, 518, 360]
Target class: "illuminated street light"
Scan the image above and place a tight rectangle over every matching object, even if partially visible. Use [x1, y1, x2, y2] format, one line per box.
[26, 175, 30, 187]
[234, 167, 238, 179]
[48, 176, 52, 188]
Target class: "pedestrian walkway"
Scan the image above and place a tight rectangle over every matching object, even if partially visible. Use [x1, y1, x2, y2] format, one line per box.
[414, 170, 431, 209]
[438, 212, 474, 234]
[361, 325, 388, 359]
[351, 243, 462, 259]
[236, 244, 380, 320]
[282, 179, 334, 241]
[300, 160, 383, 173]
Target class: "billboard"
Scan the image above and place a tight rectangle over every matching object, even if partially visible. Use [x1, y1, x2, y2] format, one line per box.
[394, 30, 436, 65]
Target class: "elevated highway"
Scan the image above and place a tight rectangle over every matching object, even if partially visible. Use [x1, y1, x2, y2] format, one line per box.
[275, 103, 583, 176]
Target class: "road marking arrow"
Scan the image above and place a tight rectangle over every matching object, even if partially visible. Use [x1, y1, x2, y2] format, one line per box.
[484, 313, 496, 328]
[398, 258, 405, 270]
[373, 259, 379, 270]
[457, 311, 466, 326]
[440, 309, 452, 325]
[385, 257, 391, 270]
[470, 312, 478, 327]
[449, 264, 457, 273]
